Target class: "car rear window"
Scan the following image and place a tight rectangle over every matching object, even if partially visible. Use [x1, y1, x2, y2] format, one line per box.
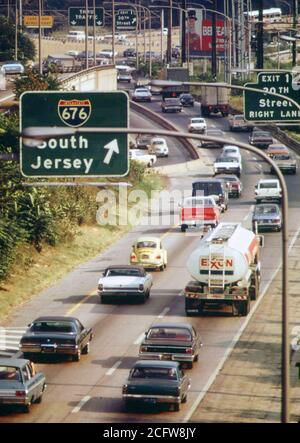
[253, 131, 271, 137]
[254, 206, 278, 215]
[105, 268, 143, 277]
[259, 182, 278, 189]
[215, 157, 238, 163]
[191, 118, 204, 123]
[137, 241, 157, 248]
[147, 328, 192, 341]
[130, 367, 178, 380]
[0, 366, 21, 381]
[192, 182, 223, 196]
[31, 321, 76, 333]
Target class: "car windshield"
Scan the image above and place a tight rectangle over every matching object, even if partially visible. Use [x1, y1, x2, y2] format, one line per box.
[224, 149, 238, 154]
[193, 182, 222, 195]
[147, 328, 192, 341]
[0, 366, 21, 381]
[255, 206, 278, 215]
[137, 241, 157, 248]
[130, 367, 178, 380]
[273, 154, 291, 160]
[30, 321, 76, 333]
[259, 182, 279, 189]
[191, 119, 204, 123]
[105, 268, 143, 277]
[216, 157, 238, 163]
[152, 141, 164, 145]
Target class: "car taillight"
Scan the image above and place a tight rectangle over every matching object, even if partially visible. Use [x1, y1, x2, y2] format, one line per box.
[122, 384, 128, 394]
[139, 284, 144, 291]
[98, 284, 103, 291]
[185, 348, 193, 354]
[130, 254, 137, 261]
[140, 346, 147, 352]
[15, 390, 26, 397]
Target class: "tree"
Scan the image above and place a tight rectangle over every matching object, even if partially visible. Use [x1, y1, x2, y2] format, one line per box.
[0, 16, 35, 62]
[13, 69, 61, 99]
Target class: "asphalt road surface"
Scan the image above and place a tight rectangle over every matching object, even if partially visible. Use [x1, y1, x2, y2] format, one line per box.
[1, 96, 300, 423]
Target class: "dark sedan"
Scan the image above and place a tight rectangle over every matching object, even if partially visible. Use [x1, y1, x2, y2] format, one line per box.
[218, 174, 243, 198]
[249, 130, 273, 149]
[123, 48, 136, 58]
[161, 98, 182, 113]
[139, 323, 202, 368]
[252, 204, 282, 232]
[179, 93, 194, 107]
[122, 360, 191, 411]
[20, 316, 93, 362]
[199, 129, 225, 148]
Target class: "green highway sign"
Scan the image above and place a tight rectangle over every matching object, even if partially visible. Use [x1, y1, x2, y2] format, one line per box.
[116, 9, 137, 30]
[244, 71, 300, 123]
[68, 7, 104, 27]
[20, 92, 129, 178]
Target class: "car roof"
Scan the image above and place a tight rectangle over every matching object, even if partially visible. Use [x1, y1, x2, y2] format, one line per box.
[148, 322, 193, 330]
[32, 316, 79, 323]
[105, 264, 145, 270]
[0, 358, 30, 368]
[135, 236, 160, 243]
[223, 145, 239, 150]
[258, 179, 280, 183]
[193, 178, 224, 184]
[132, 360, 180, 369]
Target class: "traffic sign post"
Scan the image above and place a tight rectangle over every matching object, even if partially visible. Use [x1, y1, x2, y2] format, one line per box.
[115, 9, 137, 30]
[20, 92, 129, 178]
[68, 7, 104, 27]
[244, 71, 300, 123]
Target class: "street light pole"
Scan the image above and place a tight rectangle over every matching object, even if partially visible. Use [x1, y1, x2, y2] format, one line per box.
[112, 0, 115, 65]
[85, 0, 89, 70]
[93, 0, 96, 67]
[15, 0, 18, 61]
[181, 0, 186, 64]
[38, 0, 42, 75]
[167, 0, 172, 63]
[292, 0, 297, 66]
[211, 0, 217, 80]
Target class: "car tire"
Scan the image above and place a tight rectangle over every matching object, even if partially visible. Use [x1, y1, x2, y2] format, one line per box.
[256, 199, 261, 204]
[239, 298, 250, 317]
[73, 349, 81, 362]
[23, 402, 31, 413]
[173, 403, 180, 412]
[82, 342, 90, 355]
[160, 265, 164, 272]
[100, 296, 107, 304]
[194, 354, 199, 362]
[182, 395, 187, 403]
[139, 294, 146, 304]
[34, 393, 43, 404]
[181, 225, 187, 233]
[22, 352, 32, 360]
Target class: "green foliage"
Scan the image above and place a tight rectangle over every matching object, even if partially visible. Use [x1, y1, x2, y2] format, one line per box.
[13, 69, 61, 99]
[0, 113, 19, 154]
[0, 16, 35, 62]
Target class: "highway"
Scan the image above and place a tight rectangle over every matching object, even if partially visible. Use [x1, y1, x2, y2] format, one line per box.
[1, 95, 300, 423]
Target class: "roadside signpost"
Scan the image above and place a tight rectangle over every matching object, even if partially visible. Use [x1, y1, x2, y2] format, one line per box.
[115, 9, 137, 31]
[68, 7, 104, 27]
[244, 71, 300, 123]
[20, 92, 129, 178]
[23, 15, 54, 28]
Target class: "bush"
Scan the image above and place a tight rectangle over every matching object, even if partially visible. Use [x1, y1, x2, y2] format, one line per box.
[0, 16, 35, 62]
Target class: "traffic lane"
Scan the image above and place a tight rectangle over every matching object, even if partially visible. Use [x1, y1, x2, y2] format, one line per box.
[130, 110, 191, 165]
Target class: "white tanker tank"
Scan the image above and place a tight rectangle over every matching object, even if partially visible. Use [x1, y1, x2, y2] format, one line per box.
[187, 223, 260, 287]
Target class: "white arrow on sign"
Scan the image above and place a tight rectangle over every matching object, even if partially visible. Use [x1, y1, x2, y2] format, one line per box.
[132, 18, 137, 24]
[71, 20, 77, 25]
[103, 139, 119, 164]
[97, 20, 102, 25]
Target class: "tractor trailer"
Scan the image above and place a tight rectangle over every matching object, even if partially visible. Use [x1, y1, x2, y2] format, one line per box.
[200, 84, 229, 117]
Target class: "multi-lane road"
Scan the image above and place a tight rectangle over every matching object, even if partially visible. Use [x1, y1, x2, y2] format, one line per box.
[1, 95, 300, 423]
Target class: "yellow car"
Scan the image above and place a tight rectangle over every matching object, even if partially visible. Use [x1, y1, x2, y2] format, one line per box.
[130, 236, 167, 271]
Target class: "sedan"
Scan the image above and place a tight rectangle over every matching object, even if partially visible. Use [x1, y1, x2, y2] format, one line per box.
[214, 156, 242, 177]
[148, 137, 169, 157]
[218, 175, 243, 198]
[122, 360, 190, 411]
[270, 153, 297, 174]
[199, 129, 224, 148]
[161, 98, 182, 113]
[179, 93, 194, 107]
[139, 323, 202, 368]
[188, 117, 207, 134]
[0, 61, 24, 75]
[132, 88, 152, 102]
[248, 130, 273, 149]
[98, 265, 153, 304]
[252, 204, 282, 232]
[20, 316, 93, 362]
[221, 145, 242, 163]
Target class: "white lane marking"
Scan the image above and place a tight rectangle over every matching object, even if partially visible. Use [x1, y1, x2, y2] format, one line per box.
[134, 333, 145, 345]
[0, 93, 15, 103]
[183, 225, 300, 423]
[158, 307, 170, 318]
[105, 360, 122, 376]
[71, 395, 91, 414]
[243, 205, 254, 221]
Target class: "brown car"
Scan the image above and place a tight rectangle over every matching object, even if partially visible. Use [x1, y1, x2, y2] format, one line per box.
[266, 143, 289, 158]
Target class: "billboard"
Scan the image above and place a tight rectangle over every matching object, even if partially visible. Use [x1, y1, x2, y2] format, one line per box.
[187, 9, 225, 57]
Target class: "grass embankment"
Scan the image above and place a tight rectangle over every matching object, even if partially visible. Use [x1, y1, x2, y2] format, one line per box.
[0, 171, 165, 323]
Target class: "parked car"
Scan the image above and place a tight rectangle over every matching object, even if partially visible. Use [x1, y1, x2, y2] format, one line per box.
[122, 360, 191, 411]
[192, 179, 229, 212]
[129, 149, 157, 166]
[255, 179, 282, 203]
[0, 61, 24, 75]
[221, 145, 242, 163]
[148, 137, 169, 157]
[252, 204, 282, 232]
[198, 128, 224, 148]
[161, 98, 182, 113]
[270, 153, 297, 174]
[98, 49, 118, 58]
[136, 135, 152, 149]
[249, 130, 273, 148]
[0, 358, 46, 413]
[179, 196, 220, 232]
[214, 156, 242, 177]
[19, 316, 93, 362]
[218, 174, 243, 198]
[123, 48, 136, 58]
[179, 93, 194, 107]
[132, 88, 152, 102]
[130, 237, 167, 271]
[228, 114, 253, 131]
[266, 143, 289, 158]
[188, 117, 207, 133]
[139, 323, 202, 368]
[98, 265, 153, 304]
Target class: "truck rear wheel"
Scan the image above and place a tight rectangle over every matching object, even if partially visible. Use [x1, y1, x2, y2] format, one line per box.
[185, 299, 195, 316]
[181, 225, 187, 233]
[239, 299, 250, 316]
[250, 277, 260, 301]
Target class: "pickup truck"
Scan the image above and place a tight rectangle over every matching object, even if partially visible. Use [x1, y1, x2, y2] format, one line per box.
[122, 360, 191, 411]
[179, 196, 220, 232]
[255, 179, 282, 203]
[270, 153, 297, 174]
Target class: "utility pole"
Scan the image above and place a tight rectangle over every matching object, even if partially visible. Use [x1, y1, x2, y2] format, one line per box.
[112, 0, 115, 65]
[15, 0, 18, 61]
[256, 0, 264, 69]
[211, 0, 217, 80]
[38, 0, 42, 75]
[85, 0, 89, 70]
[167, 0, 172, 64]
[93, 0, 96, 66]
[292, 0, 297, 66]
[181, 0, 186, 64]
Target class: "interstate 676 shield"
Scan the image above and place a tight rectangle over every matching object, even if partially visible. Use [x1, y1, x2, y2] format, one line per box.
[20, 91, 129, 178]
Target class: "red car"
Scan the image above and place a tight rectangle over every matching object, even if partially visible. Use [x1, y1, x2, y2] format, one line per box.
[180, 196, 220, 233]
[218, 175, 243, 198]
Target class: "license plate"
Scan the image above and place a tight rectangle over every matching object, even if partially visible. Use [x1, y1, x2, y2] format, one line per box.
[162, 354, 171, 360]
[142, 254, 149, 259]
[42, 347, 55, 353]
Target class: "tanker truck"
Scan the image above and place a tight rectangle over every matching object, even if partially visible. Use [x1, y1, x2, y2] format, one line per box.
[184, 222, 263, 317]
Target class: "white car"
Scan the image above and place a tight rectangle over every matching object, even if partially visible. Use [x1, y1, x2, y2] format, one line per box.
[221, 145, 242, 163]
[188, 117, 207, 134]
[98, 49, 118, 58]
[66, 50, 79, 57]
[148, 137, 169, 157]
[214, 156, 242, 177]
[255, 179, 282, 203]
[0, 61, 24, 75]
[130, 149, 157, 167]
[132, 88, 152, 102]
